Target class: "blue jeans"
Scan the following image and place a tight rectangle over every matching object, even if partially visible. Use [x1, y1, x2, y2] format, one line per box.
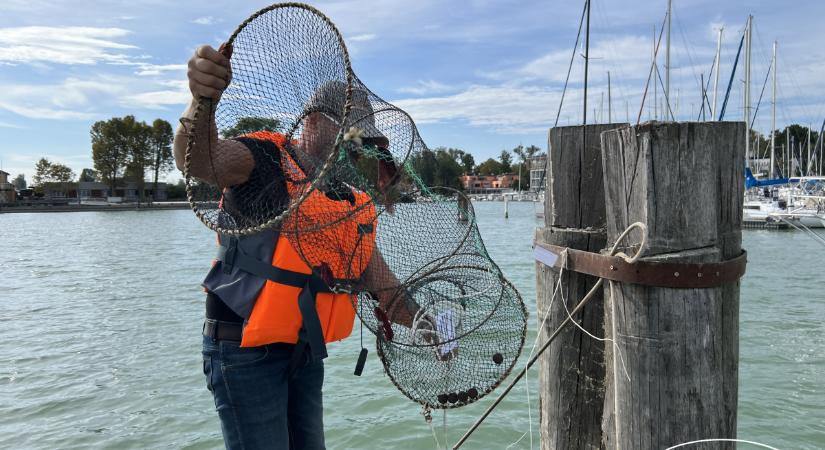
[202, 335, 326, 450]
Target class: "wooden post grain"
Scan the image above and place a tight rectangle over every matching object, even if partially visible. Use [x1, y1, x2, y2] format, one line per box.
[599, 121, 744, 449]
[536, 123, 626, 449]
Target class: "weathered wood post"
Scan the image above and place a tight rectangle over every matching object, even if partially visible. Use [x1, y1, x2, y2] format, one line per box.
[535, 123, 626, 449]
[599, 122, 744, 449]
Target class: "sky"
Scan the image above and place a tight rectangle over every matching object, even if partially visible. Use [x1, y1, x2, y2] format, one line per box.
[2, 0, 825, 183]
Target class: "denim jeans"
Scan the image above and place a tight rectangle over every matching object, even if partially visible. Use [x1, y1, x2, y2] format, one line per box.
[202, 335, 326, 450]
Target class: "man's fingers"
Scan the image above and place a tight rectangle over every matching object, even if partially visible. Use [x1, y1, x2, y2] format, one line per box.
[196, 45, 229, 67]
[217, 42, 233, 64]
[191, 57, 229, 81]
[189, 68, 227, 91]
[189, 80, 220, 99]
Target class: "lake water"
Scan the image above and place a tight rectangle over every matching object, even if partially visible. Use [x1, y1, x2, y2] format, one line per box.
[1, 202, 823, 449]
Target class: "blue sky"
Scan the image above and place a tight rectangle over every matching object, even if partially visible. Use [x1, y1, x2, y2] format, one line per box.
[2, 0, 824, 182]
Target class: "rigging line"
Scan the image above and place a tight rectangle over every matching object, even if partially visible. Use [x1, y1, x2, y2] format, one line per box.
[673, 2, 705, 112]
[717, 27, 746, 121]
[553, 0, 588, 128]
[750, 58, 773, 129]
[654, 62, 676, 121]
[697, 57, 716, 121]
[591, 0, 631, 110]
[636, 12, 669, 125]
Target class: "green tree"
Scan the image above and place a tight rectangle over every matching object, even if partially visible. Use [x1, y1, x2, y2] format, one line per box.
[460, 153, 475, 174]
[12, 174, 26, 190]
[410, 149, 438, 186]
[79, 168, 98, 182]
[92, 117, 131, 193]
[499, 150, 512, 173]
[222, 117, 280, 138]
[148, 118, 175, 200]
[434, 149, 464, 191]
[49, 163, 75, 183]
[476, 158, 503, 176]
[33, 158, 52, 187]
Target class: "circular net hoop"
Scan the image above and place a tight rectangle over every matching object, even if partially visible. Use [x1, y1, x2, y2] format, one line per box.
[184, 3, 354, 235]
[186, 2, 528, 410]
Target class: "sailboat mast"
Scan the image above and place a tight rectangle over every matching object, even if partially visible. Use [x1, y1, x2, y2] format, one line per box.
[713, 28, 723, 121]
[771, 41, 776, 178]
[666, 0, 672, 110]
[608, 71, 612, 123]
[653, 24, 658, 120]
[582, 0, 590, 153]
[744, 15, 752, 169]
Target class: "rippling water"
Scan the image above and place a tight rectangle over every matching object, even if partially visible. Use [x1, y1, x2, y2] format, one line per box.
[1, 202, 823, 449]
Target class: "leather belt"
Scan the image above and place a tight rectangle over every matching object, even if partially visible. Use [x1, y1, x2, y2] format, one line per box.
[534, 242, 747, 289]
[203, 318, 243, 342]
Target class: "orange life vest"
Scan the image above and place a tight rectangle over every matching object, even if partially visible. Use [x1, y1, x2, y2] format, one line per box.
[222, 131, 377, 348]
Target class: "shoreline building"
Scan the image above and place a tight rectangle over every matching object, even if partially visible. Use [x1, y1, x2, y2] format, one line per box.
[0, 170, 16, 204]
[460, 174, 520, 194]
[529, 154, 547, 192]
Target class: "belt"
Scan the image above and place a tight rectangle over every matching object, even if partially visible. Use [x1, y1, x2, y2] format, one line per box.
[203, 318, 243, 342]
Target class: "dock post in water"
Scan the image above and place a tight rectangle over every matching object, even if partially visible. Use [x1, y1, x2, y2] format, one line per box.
[599, 122, 744, 449]
[535, 123, 626, 449]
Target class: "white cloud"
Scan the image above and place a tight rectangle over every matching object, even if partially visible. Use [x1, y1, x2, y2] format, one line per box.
[349, 33, 376, 42]
[192, 16, 220, 25]
[134, 63, 186, 76]
[0, 26, 136, 65]
[397, 80, 454, 96]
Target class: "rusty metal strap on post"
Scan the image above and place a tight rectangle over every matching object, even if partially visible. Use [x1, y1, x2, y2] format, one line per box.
[534, 242, 747, 288]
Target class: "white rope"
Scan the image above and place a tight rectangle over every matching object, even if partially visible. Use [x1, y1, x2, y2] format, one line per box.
[506, 252, 567, 450]
[666, 438, 780, 450]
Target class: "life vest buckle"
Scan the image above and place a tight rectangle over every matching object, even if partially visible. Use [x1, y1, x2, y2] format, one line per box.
[330, 284, 353, 294]
[222, 238, 239, 275]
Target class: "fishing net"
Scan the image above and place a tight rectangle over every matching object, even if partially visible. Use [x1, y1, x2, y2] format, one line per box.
[185, 2, 527, 409]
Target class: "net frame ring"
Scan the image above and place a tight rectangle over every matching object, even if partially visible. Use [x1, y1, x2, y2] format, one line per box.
[184, 2, 356, 236]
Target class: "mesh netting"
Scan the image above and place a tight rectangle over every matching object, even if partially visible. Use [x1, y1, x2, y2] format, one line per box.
[185, 2, 527, 409]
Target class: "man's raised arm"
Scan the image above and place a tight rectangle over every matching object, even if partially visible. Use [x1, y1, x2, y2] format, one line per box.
[173, 44, 254, 187]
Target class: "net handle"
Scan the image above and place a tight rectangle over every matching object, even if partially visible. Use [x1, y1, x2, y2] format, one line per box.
[184, 2, 355, 236]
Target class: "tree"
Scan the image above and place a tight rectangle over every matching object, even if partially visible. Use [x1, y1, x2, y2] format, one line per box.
[49, 163, 75, 183]
[222, 117, 280, 138]
[476, 158, 503, 176]
[79, 168, 98, 182]
[92, 117, 131, 193]
[410, 149, 438, 186]
[460, 153, 475, 174]
[148, 119, 175, 200]
[12, 174, 26, 190]
[499, 150, 512, 173]
[33, 158, 52, 187]
[434, 148, 464, 191]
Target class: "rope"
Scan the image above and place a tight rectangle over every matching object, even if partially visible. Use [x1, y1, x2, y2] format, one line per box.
[452, 223, 648, 449]
[666, 438, 779, 450]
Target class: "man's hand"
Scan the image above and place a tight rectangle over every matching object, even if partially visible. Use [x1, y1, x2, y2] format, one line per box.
[187, 44, 232, 99]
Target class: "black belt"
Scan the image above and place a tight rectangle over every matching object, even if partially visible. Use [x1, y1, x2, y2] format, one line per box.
[203, 318, 243, 342]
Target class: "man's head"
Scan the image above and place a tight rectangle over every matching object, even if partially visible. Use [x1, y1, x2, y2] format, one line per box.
[301, 81, 386, 158]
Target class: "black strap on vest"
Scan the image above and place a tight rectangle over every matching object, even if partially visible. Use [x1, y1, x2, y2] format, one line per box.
[216, 236, 332, 372]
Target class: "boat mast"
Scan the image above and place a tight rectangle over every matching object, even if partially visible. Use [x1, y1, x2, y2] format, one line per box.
[653, 24, 658, 120]
[771, 41, 776, 178]
[665, 0, 672, 117]
[608, 71, 612, 123]
[744, 15, 752, 169]
[713, 27, 723, 121]
[582, 0, 590, 157]
[807, 127, 812, 176]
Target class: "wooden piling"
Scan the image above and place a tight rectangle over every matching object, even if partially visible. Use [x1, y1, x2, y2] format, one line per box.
[599, 121, 744, 449]
[535, 123, 626, 449]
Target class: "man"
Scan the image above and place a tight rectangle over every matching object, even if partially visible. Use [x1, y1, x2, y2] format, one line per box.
[174, 44, 437, 450]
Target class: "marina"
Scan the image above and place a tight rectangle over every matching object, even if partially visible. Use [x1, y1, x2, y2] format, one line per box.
[0, 204, 823, 449]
